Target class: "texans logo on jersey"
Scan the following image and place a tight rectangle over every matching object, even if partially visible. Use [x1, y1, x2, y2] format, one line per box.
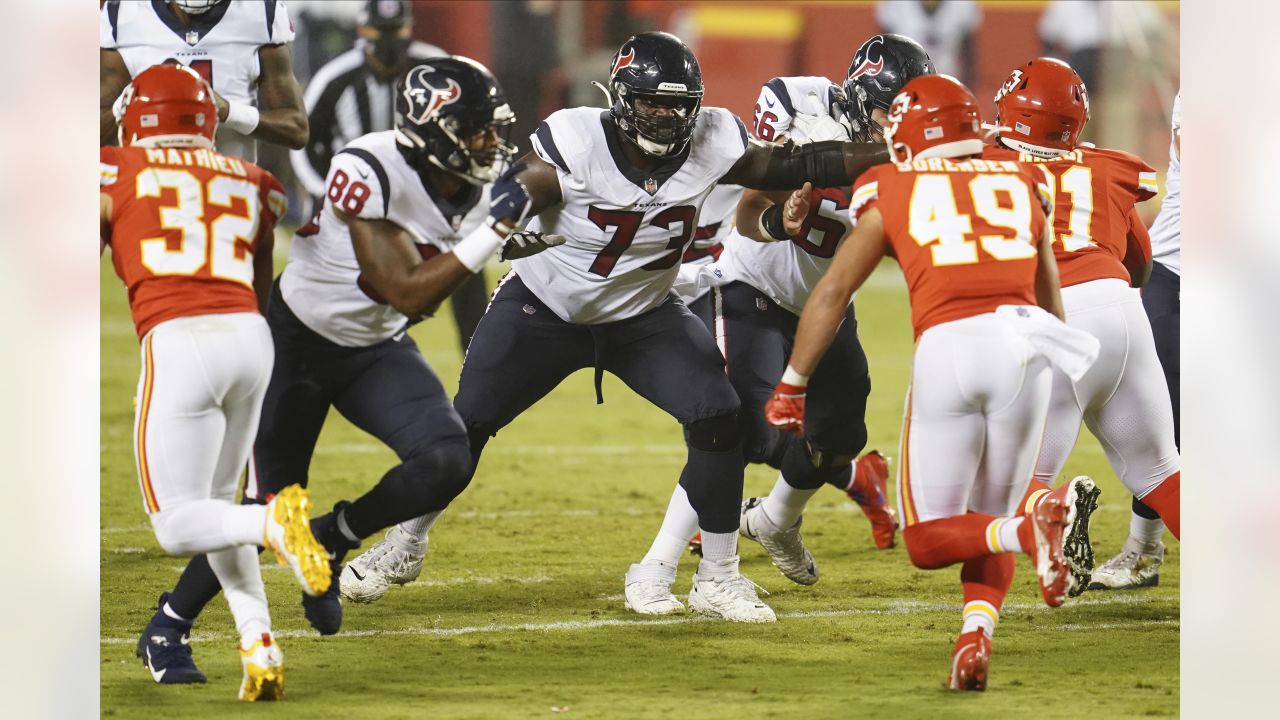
[402, 68, 462, 125]
[848, 35, 886, 81]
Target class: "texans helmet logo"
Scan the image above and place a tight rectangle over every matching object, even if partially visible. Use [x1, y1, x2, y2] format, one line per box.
[611, 47, 635, 80]
[403, 69, 462, 124]
[848, 35, 886, 81]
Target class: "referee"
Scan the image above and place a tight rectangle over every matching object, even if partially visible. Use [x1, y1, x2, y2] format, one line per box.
[290, 0, 488, 354]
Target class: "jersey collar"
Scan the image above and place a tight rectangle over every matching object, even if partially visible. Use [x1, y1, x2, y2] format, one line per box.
[599, 112, 690, 196]
[151, 0, 231, 46]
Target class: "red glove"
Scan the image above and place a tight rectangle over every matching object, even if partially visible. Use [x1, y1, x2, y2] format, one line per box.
[765, 381, 807, 437]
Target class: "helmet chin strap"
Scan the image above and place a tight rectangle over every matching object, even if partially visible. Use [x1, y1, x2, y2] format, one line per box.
[171, 1, 216, 14]
[634, 134, 676, 157]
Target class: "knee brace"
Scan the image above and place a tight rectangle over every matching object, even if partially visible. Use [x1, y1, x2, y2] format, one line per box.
[685, 413, 741, 452]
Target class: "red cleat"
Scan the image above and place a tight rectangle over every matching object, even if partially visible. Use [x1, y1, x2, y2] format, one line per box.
[688, 532, 703, 557]
[1022, 490, 1072, 608]
[846, 451, 898, 549]
[947, 628, 990, 691]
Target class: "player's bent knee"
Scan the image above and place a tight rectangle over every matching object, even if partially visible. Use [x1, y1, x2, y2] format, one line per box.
[149, 512, 195, 556]
[685, 413, 741, 452]
[400, 441, 474, 514]
[902, 523, 950, 570]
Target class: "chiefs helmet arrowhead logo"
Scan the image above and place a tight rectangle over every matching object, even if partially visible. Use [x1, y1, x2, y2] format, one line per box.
[848, 35, 886, 81]
[403, 69, 462, 124]
[610, 47, 635, 80]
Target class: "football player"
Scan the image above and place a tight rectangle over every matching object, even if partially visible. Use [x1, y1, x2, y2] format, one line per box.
[344, 31, 889, 622]
[102, 64, 330, 700]
[100, 0, 308, 160]
[765, 74, 1101, 690]
[636, 35, 934, 603]
[1091, 90, 1181, 589]
[982, 60, 1181, 555]
[132, 56, 524, 672]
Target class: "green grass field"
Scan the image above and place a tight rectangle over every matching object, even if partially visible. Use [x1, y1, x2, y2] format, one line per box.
[100, 237, 1178, 718]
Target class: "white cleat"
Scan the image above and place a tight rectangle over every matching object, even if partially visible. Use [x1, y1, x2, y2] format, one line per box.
[624, 561, 684, 615]
[1088, 540, 1164, 590]
[339, 526, 426, 604]
[739, 497, 819, 585]
[238, 632, 284, 702]
[688, 556, 777, 623]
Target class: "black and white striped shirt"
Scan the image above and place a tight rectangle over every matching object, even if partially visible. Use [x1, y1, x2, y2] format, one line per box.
[290, 40, 445, 197]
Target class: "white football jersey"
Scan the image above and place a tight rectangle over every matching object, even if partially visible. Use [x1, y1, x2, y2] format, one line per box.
[280, 131, 481, 347]
[101, 0, 296, 162]
[1148, 91, 1180, 276]
[713, 76, 855, 316]
[514, 106, 749, 323]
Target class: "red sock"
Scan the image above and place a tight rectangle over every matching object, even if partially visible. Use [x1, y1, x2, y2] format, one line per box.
[960, 553, 1016, 633]
[1140, 472, 1180, 539]
[1017, 479, 1053, 516]
[903, 514, 1003, 570]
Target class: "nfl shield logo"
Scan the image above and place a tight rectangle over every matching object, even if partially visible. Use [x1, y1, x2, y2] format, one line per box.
[755, 297, 768, 311]
[185, 30, 200, 46]
[644, 177, 658, 195]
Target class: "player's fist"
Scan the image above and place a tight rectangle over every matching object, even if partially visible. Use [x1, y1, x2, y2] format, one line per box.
[765, 381, 807, 437]
[501, 231, 566, 262]
[489, 162, 533, 234]
[782, 182, 813, 237]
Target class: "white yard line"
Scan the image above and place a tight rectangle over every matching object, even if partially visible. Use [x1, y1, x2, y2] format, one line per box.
[100, 595, 1175, 645]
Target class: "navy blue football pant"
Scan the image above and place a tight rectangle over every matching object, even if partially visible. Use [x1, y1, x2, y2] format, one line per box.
[1133, 262, 1180, 520]
[453, 274, 744, 533]
[688, 281, 872, 491]
[165, 280, 470, 619]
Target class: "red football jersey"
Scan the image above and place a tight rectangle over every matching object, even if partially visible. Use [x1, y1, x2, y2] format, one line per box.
[851, 156, 1051, 338]
[101, 145, 286, 339]
[983, 145, 1157, 287]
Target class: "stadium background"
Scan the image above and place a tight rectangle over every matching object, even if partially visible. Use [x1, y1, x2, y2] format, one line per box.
[98, 1, 1182, 717]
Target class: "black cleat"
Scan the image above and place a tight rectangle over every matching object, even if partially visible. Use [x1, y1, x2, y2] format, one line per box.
[302, 502, 359, 635]
[136, 593, 207, 684]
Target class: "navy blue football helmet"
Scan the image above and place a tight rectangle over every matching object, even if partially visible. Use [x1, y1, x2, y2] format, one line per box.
[606, 32, 704, 157]
[841, 34, 935, 142]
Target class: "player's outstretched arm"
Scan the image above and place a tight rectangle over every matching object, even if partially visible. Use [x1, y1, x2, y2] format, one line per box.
[346, 212, 472, 319]
[1034, 224, 1066, 321]
[243, 44, 309, 150]
[788, 207, 888, 376]
[100, 49, 131, 146]
[719, 139, 888, 191]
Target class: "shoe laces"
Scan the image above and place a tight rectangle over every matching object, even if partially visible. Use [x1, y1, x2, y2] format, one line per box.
[708, 572, 771, 601]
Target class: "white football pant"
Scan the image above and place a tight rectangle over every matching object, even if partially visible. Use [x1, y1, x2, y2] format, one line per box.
[1033, 279, 1180, 499]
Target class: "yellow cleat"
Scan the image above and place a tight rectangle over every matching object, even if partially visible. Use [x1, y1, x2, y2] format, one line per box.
[238, 632, 284, 701]
[264, 484, 332, 597]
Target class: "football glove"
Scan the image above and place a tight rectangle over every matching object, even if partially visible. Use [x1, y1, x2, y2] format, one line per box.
[489, 161, 532, 231]
[764, 381, 807, 437]
[500, 230, 566, 262]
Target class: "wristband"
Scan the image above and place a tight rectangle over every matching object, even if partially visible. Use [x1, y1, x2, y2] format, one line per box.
[452, 222, 506, 273]
[781, 365, 809, 387]
[759, 203, 790, 242]
[224, 102, 260, 135]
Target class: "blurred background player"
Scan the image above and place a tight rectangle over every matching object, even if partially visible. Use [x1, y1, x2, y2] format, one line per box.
[349, 31, 891, 622]
[132, 57, 524, 650]
[765, 74, 1101, 690]
[291, 0, 489, 356]
[636, 35, 932, 605]
[984, 59, 1181, 555]
[101, 64, 330, 700]
[1090, 89, 1181, 589]
[100, 0, 309, 161]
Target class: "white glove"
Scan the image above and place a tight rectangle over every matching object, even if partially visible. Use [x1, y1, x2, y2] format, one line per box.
[790, 110, 852, 143]
[501, 230, 566, 262]
[111, 85, 131, 122]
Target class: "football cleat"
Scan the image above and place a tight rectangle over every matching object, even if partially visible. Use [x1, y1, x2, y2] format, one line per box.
[947, 628, 991, 691]
[136, 594, 206, 685]
[624, 561, 684, 615]
[688, 532, 703, 557]
[739, 497, 819, 585]
[1060, 476, 1100, 597]
[1088, 541, 1164, 590]
[1025, 491, 1072, 608]
[238, 632, 284, 702]
[688, 556, 777, 623]
[847, 450, 899, 549]
[340, 527, 426, 604]
[264, 485, 332, 598]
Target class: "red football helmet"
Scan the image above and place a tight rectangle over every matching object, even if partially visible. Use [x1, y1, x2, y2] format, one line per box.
[882, 74, 982, 164]
[117, 63, 218, 149]
[994, 57, 1089, 157]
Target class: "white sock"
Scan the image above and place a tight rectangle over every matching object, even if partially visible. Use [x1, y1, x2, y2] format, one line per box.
[642, 485, 701, 566]
[397, 511, 442, 545]
[985, 517, 1025, 554]
[207, 545, 271, 644]
[961, 600, 998, 636]
[149, 500, 267, 555]
[1129, 512, 1165, 549]
[697, 550, 739, 578]
[698, 530, 738, 567]
[761, 474, 818, 529]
